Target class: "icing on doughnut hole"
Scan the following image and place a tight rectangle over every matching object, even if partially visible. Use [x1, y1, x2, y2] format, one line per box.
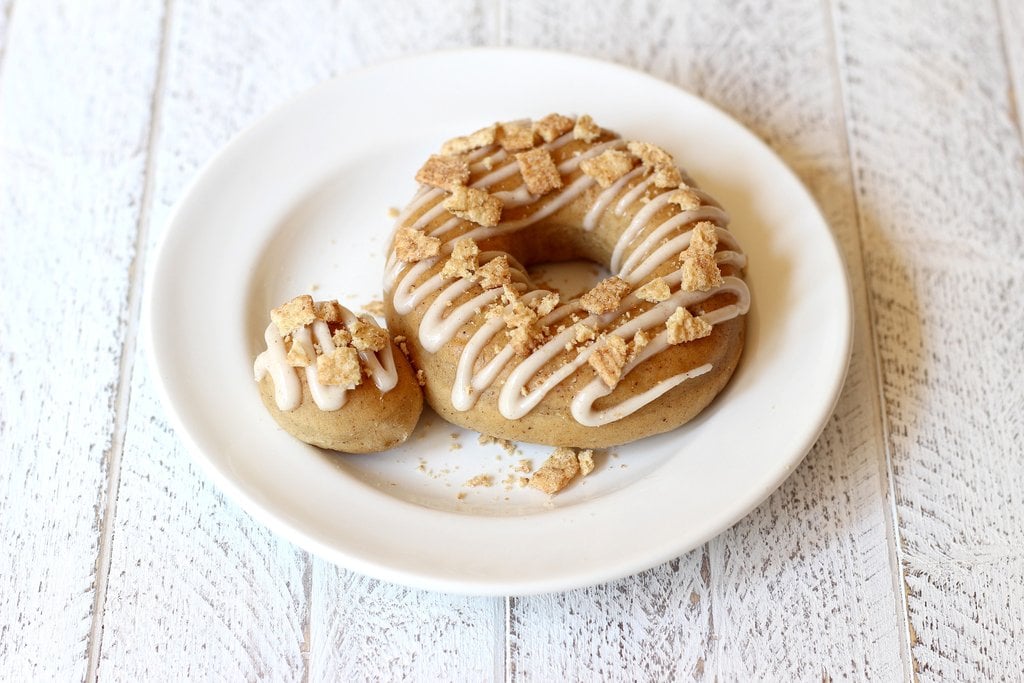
[254, 296, 423, 453]
[385, 114, 751, 448]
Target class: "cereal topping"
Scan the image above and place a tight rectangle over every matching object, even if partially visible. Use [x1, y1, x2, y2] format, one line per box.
[440, 237, 480, 279]
[669, 188, 702, 211]
[394, 228, 441, 262]
[331, 328, 352, 348]
[475, 255, 513, 289]
[573, 114, 601, 143]
[443, 186, 503, 227]
[666, 306, 712, 344]
[415, 154, 470, 191]
[635, 277, 671, 303]
[534, 113, 574, 143]
[465, 474, 494, 488]
[350, 317, 388, 352]
[578, 449, 595, 476]
[529, 447, 581, 494]
[653, 165, 683, 189]
[627, 141, 674, 168]
[271, 295, 316, 335]
[316, 346, 362, 388]
[441, 124, 497, 155]
[680, 252, 723, 292]
[314, 300, 345, 323]
[573, 323, 597, 344]
[501, 286, 545, 356]
[589, 334, 628, 387]
[286, 340, 312, 367]
[687, 221, 719, 256]
[498, 122, 536, 152]
[580, 276, 631, 315]
[534, 291, 560, 317]
[580, 149, 635, 188]
[516, 148, 563, 196]
[631, 328, 652, 356]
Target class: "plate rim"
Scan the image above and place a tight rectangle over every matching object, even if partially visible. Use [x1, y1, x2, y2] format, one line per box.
[144, 47, 854, 596]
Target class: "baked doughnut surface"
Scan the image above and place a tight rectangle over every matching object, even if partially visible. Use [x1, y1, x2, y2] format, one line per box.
[254, 296, 423, 452]
[385, 114, 751, 448]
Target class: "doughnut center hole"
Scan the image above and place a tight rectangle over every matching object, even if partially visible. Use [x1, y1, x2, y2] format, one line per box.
[526, 259, 611, 300]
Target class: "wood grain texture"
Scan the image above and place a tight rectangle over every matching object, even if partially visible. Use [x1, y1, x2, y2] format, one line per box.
[0, 1, 165, 679]
[509, 555, 713, 680]
[504, 0, 907, 678]
[1000, 0, 1024, 136]
[311, 565, 503, 681]
[833, 0, 1024, 677]
[307, 3, 507, 681]
[97, 1, 505, 679]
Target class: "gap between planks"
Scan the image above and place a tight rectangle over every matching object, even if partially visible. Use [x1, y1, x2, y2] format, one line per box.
[0, 0, 19, 79]
[84, 0, 175, 679]
[823, 0, 916, 677]
[994, 0, 1024, 144]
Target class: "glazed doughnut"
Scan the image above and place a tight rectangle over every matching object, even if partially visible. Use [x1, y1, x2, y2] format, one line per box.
[254, 296, 423, 452]
[384, 114, 750, 448]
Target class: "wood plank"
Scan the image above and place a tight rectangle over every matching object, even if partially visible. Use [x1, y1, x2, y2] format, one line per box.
[0, 0, 165, 679]
[504, 1, 907, 678]
[306, 3, 507, 681]
[311, 566, 504, 681]
[98, 1, 505, 679]
[833, 0, 1024, 677]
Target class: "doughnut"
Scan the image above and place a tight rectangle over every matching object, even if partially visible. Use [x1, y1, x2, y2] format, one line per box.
[253, 296, 423, 452]
[384, 114, 751, 448]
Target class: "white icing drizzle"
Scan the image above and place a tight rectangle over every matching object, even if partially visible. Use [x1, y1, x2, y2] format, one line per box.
[253, 304, 399, 412]
[253, 324, 301, 410]
[618, 207, 729, 277]
[495, 277, 749, 420]
[610, 189, 678, 272]
[584, 166, 644, 231]
[296, 323, 347, 411]
[616, 175, 655, 215]
[386, 126, 751, 427]
[572, 358, 713, 427]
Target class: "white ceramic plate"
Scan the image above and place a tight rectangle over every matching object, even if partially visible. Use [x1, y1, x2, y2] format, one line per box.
[146, 49, 851, 596]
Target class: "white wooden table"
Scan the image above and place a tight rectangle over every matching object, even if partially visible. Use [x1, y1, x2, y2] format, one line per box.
[3, 1, 1023, 679]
